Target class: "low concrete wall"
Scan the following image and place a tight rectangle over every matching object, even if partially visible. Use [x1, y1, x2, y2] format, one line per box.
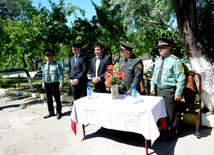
[0, 89, 74, 103]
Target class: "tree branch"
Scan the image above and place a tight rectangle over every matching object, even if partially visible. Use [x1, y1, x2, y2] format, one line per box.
[137, 1, 174, 30]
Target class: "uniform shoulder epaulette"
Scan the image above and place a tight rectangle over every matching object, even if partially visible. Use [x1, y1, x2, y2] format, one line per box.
[43, 62, 46, 65]
[53, 61, 58, 64]
[136, 58, 140, 60]
[171, 55, 178, 59]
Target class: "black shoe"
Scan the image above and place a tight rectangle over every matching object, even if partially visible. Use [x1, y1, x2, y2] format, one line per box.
[165, 131, 177, 142]
[44, 113, 55, 119]
[165, 135, 176, 142]
[57, 113, 62, 120]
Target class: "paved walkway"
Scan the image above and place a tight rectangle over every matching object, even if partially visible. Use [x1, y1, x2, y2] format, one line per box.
[2, 71, 36, 78]
[0, 93, 214, 155]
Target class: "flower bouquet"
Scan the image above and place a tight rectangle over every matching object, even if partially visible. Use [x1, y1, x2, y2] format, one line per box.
[104, 64, 126, 99]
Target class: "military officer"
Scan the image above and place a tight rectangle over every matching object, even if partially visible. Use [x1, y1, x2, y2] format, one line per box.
[118, 41, 144, 95]
[150, 37, 185, 142]
[42, 49, 64, 120]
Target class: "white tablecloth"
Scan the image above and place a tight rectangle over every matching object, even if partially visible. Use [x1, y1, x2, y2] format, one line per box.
[70, 93, 167, 145]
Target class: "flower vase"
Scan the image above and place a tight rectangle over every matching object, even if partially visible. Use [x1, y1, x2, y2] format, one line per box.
[111, 85, 119, 99]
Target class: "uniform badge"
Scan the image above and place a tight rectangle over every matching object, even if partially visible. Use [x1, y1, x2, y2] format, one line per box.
[138, 63, 143, 69]
[59, 67, 62, 70]
[177, 65, 183, 71]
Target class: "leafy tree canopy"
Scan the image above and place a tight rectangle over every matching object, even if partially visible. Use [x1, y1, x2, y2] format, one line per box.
[110, 0, 214, 63]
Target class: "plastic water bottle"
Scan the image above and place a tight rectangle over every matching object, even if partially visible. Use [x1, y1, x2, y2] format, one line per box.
[87, 83, 92, 100]
[137, 91, 140, 103]
[131, 84, 137, 104]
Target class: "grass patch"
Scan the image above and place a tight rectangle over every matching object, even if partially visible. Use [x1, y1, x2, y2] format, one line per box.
[0, 77, 72, 96]
[0, 71, 94, 96]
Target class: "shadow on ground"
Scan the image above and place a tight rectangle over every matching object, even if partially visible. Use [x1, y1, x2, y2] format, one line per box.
[83, 123, 212, 155]
[0, 94, 44, 110]
[86, 127, 145, 147]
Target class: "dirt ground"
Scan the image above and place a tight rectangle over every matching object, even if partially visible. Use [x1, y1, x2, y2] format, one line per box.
[1, 93, 214, 155]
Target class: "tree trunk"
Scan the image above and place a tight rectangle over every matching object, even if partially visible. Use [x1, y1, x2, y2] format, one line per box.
[174, 0, 214, 112]
[22, 57, 35, 92]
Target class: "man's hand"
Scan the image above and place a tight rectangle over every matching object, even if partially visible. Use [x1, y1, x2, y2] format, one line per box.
[174, 95, 181, 101]
[70, 79, 79, 86]
[42, 85, 45, 90]
[150, 89, 156, 95]
[59, 86, 63, 90]
[92, 77, 100, 84]
[126, 91, 131, 95]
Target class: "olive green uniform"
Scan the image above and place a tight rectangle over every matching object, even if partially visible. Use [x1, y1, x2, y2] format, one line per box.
[119, 54, 144, 94]
[42, 61, 64, 115]
[150, 53, 185, 136]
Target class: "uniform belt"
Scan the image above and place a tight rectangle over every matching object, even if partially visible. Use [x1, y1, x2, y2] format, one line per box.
[45, 81, 58, 84]
[156, 85, 176, 89]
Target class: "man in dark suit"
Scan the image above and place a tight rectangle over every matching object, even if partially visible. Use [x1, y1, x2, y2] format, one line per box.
[67, 43, 89, 100]
[90, 43, 112, 92]
[118, 41, 144, 95]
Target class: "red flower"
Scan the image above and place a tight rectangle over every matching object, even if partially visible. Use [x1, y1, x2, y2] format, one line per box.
[107, 65, 114, 71]
[104, 75, 108, 80]
[106, 76, 112, 83]
[104, 64, 125, 91]
[106, 82, 111, 87]
[116, 72, 124, 78]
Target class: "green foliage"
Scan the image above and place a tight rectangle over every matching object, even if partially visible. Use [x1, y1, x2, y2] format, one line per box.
[0, 0, 82, 72]
[108, 0, 179, 60]
[70, 18, 97, 61]
[69, 0, 128, 64]
[0, 0, 23, 20]
[93, 0, 127, 62]
[110, 0, 176, 31]
[110, 0, 214, 65]
[197, 0, 214, 63]
[0, 0, 84, 91]
[0, 18, 38, 70]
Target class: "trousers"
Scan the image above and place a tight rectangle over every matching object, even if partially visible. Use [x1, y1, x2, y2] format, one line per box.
[71, 83, 87, 100]
[157, 87, 177, 130]
[45, 82, 62, 114]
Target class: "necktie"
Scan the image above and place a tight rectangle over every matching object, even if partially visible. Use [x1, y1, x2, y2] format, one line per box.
[157, 58, 164, 84]
[74, 56, 78, 67]
[47, 63, 50, 81]
[124, 58, 128, 65]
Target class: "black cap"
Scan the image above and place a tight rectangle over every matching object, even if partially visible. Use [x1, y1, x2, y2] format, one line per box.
[119, 41, 135, 51]
[156, 37, 174, 48]
[43, 49, 55, 56]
